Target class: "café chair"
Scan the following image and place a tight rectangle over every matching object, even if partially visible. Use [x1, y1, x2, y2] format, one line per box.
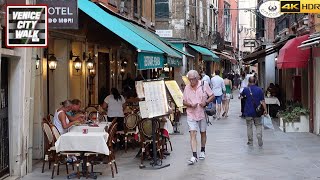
[50, 125, 81, 179]
[138, 118, 163, 168]
[84, 122, 119, 178]
[123, 113, 140, 152]
[41, 120, 56, 173]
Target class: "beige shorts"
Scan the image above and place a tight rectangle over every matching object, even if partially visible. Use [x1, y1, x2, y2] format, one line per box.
[187, 118, 207, 132]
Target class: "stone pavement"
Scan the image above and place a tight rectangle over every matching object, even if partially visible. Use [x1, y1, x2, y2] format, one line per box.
[23, 91, 320, 180]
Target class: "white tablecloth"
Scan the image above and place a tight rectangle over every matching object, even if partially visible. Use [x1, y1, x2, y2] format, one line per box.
[55, 132, 109, 155]
[69, 122, 110, 133]
[265, 97, 280, 106]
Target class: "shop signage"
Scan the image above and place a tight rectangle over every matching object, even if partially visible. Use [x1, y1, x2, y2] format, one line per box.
[137, 53, 164, 70]
[243, 39, 256, 47]
[6, 5, 48, 47]
[259, 0, 282, 18]
[37, 0, 78, 29]
[155, 30, 173, 38]
[167, 57, 182, 67]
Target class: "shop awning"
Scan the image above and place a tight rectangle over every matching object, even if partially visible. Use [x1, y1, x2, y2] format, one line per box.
[298, 32, 320, 49]
[170, 43, 194, 58]
[79, 0, 182, 70]
[242, 35, 296, 63]
[119, 21, 182, 68]
[212, 50, 237, 64]
[277, 35, 310, 69]
[188, 44, 219, 62]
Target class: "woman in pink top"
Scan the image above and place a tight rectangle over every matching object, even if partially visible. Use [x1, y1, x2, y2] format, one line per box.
[183, 70, 214, 165]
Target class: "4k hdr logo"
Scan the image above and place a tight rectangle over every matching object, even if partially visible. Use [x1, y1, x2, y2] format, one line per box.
[280, 0, 320, 13]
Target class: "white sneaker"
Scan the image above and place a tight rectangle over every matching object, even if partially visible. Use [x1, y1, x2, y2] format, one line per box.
[199, 152, 205, 160]
[187, 156, 198, 165]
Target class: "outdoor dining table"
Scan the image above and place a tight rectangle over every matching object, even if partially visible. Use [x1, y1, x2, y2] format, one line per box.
[264, 96, 280, 114]
[68, 122, 111, 133]
[55, 130, 110, 178]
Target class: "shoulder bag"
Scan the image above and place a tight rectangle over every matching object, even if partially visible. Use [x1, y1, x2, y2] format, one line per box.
[248, 87, 264, 117]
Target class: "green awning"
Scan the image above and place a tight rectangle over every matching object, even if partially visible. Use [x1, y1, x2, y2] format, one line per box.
[168, 42, 194, 58]
[79, 0, 166, 70]
[188, 44, 219, 62]
[123, 22, 182, 59]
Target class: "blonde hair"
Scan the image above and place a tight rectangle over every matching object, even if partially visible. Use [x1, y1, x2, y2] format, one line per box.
[60, 100, 72, 108]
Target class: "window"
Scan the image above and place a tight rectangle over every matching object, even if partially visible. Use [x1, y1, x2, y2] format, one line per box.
[155, 0, 169, 19]
[134, 0, 138, 14]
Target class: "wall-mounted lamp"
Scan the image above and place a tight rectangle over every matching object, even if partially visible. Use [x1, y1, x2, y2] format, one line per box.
[35, 55, 40, 69]
[89, 68, 96, 77]
[70, 51, 82, 72]
[44, 49, 57, 71]
[48, 54, 57, 71]
[86, 54, 94, 70]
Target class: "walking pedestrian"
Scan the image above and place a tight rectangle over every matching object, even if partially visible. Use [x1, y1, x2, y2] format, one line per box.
[222, 73, 232, 117]
[201, 71, 212, 88]
[240, 76, 267, 147]
[210, 70, 225, 119]
[183, 70, 214, 165]
[239, 72, 247, 118]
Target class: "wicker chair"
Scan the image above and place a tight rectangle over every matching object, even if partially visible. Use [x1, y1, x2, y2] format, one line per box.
[123, 113, 140, 152]
[85, 106, 98, 114]
[50, 125, 82, 179]
[41, 120, 56, 173]
[84, 122, 119, 178]
[138, 118, 163, 168]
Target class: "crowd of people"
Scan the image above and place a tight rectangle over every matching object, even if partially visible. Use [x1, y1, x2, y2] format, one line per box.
[183, 69, 267, 165]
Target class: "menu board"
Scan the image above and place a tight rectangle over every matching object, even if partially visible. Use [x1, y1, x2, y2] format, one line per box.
[165, 80, 184, 108]
[135, 81, 145, 98]
[142, 80, 169, 118]
[182, 76, 190, 85]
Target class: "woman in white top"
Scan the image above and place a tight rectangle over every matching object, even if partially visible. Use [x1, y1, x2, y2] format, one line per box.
[102, 88, 126, 131]
[53, 100, 81, 134]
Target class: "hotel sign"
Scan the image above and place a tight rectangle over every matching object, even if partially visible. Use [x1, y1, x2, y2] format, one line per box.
[37, 0, 78, 29]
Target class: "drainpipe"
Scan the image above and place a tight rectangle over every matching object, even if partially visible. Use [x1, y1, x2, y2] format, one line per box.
[309, 47, 314, 133]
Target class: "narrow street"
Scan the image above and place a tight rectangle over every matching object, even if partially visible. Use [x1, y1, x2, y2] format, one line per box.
[23, 90, 320, 180]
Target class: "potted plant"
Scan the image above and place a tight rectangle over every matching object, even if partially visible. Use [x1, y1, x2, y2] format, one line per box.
[278, 103, 310, 132]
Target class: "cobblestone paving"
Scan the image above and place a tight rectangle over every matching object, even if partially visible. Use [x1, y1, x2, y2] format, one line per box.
[22, 91, 320, 180]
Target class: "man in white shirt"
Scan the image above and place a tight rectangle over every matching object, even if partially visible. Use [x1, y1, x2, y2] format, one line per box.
[201, 71, 212, 88]
[210, 70, 226, 119]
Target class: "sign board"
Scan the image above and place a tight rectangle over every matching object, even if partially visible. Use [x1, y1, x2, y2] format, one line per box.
[259, 0, 282, 18]
[140, 80, 169, 118]
[6, 5, 48, 47]
[164, 80, 184, 108]
[182, 76, 190, 85]
[37, 0, 78, 29]
[135, 81, 145, 99]
[155, 30, 173, 38]
[137, 52, 164, 70]
[243, 39, 256, 47]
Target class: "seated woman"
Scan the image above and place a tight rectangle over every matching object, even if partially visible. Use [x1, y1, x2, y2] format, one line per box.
[53, 100, 82, 134]
[102, 88, 126, 131]
[66, 99, 85, 122]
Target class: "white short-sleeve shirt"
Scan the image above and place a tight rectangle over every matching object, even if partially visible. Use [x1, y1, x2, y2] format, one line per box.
[104, 95, 125, 117]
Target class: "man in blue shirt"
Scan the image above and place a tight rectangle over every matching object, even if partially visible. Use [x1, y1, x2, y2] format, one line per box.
[240, 76, 267, 147]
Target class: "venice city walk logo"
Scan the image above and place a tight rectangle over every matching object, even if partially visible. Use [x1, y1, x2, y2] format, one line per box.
[6, 5, 48, 47]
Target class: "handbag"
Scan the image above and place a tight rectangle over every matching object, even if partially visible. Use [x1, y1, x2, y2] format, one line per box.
[248, 87, 264, 117]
